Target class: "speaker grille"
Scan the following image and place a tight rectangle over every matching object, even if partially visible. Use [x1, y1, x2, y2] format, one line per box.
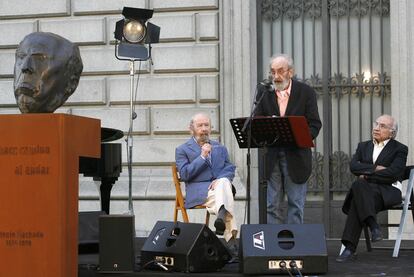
[141, 221, 230, 272]
[240, 224, 328, 275]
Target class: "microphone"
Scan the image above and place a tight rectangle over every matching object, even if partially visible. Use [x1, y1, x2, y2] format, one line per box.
[258, 79, 274, 91]
[199, 135, 210, 145]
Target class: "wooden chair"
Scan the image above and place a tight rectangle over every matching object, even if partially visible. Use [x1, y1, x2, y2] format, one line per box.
[172, 163, 210, 225]
[364, 166, 414, 257]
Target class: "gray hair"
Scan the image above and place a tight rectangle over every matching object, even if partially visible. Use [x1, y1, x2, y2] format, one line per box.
[389, 116, 398, 139]
[380, 114, 398, 139]
[268, 53, 295, 71]
[189, 112, 211, 129]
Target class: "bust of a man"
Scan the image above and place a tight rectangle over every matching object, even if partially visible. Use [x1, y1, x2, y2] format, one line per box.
[14, 32, 83, 113]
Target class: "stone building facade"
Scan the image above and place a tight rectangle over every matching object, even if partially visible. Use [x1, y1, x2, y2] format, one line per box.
[1, 0, 413, 238]
[0, 0, 256, 236]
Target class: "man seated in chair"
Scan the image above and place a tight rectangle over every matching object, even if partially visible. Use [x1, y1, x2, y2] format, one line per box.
[336, 114, 408, 262]
[175, 113, 237, 244]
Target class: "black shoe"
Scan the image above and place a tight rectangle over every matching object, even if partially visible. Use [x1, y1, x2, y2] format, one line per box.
[226, 240, 239, 263]
[214, 218, 225, 235]
[336, 248, 357, 262]
[229, 243, 238, 256]
[227, 256, 239, 264]
[371, 228, 383, 242]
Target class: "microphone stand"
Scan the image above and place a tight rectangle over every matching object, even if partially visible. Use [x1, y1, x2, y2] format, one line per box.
[241, 85, 268, 224]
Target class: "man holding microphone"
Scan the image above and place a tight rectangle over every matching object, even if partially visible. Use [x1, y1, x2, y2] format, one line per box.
[175, 113, 237, 244]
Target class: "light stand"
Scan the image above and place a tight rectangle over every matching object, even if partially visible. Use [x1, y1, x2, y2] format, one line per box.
[114, 47, 140, 216]
[127, 60, 135, 214]
[113, 6, 160, 215]
[115, 42, 154, 215]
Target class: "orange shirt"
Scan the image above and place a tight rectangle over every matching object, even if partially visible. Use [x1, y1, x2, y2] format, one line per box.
[276, 80, 292, 116]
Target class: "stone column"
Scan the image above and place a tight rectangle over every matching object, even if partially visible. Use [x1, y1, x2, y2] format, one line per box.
[220, 0, 260, 222]
[390, 0, 414, 239]
[391, 0, 414, 162]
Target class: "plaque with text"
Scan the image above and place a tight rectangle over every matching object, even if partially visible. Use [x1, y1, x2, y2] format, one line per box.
[0, 114, 100, 277]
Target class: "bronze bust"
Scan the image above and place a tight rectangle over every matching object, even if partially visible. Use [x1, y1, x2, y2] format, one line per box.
[14, 32, 83, 113]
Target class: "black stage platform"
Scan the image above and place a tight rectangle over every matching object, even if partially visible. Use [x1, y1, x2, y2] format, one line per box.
[79, 238, 414, 277]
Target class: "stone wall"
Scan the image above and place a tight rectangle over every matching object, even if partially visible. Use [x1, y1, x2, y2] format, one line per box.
[0, 0, 255, 235]
[389, 0, 414, 240]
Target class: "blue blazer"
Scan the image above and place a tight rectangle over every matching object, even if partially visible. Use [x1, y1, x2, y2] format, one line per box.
[175, 138, 235, 208]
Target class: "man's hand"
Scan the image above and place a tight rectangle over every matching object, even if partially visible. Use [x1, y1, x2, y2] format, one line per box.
[201, 143, 211, 158]
[375, 165, 387, 171]
[208, 180, 218, 190]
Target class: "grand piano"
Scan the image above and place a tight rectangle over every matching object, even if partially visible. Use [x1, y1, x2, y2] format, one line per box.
[79, 127, 123, 214]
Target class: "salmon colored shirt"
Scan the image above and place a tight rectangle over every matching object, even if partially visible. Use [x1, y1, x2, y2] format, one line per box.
[276, 79, 292, 116]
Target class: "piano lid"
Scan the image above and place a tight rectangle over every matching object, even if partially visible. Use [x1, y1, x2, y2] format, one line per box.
[101, 127, 123, 142]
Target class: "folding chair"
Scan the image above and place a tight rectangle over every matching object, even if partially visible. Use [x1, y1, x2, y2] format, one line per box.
[364, 166, 414, 257]
[172, 163, 210, 225]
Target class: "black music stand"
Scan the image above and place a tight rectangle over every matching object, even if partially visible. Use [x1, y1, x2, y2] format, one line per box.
[230, 116, 314, 223]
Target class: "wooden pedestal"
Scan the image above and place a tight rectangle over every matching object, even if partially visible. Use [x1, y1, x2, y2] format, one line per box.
[0, 114, 100, 277]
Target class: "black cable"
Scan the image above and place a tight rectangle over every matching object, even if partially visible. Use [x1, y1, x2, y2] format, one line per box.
[124, 60, 142, 171]
[285, 267, 295, 277]
[295, 268, 304, 277]
[279, 261, 294, 277]
[289, 261, 303, 277]
[132, 61, 142, 120]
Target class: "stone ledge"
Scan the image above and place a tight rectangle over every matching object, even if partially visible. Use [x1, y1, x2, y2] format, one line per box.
[71, 107, 150, 134]
[0, 79, 15, 105]
[0, 49, 17, 76]
[151, 43, 219, 73]
[72, 0, 145, 15]
[151, 0, 218, 12]
[197, 12, 218, 41]
[151, 13, 196, 42]
[0, 21, 37, 48]
[108, 74, 197, 104]
[79, 170, 246, 200]
[39, 18, 106, 45]
[68, 77, 107, 105]
[0, 0, 69, 19]
[152, 107, 219, 134]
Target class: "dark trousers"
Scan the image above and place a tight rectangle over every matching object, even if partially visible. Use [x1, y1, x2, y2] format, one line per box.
[341, 179, 384, 251]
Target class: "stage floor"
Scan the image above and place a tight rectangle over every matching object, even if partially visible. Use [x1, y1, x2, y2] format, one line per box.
[79, 238, 414, 277]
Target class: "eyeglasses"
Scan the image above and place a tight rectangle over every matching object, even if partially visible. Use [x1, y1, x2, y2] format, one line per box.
[270, 68, 290, 76]
[373, 121, 392, 130]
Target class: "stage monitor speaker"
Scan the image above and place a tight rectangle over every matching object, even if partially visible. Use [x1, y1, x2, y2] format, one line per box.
[240, 224, 328, 275]
[99, 215, 135, 273]
[141, 221, 231, 273]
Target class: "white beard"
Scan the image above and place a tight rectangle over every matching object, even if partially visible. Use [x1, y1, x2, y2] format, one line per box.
[274, 79, 290, 91]
[197, 134, 210, 144]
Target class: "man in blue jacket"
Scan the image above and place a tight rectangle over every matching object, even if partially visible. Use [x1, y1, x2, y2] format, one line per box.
[175, 113, 237, 242]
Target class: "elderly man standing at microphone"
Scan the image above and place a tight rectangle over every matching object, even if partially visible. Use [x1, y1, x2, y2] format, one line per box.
[175, 113, 237, 250]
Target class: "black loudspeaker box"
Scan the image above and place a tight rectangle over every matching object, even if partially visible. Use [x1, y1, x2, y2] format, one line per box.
[240, 224, 328, 275]
[141, 221, 231, 272]
[99, 215, 136, 273]
[78, 211, 106, 254]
